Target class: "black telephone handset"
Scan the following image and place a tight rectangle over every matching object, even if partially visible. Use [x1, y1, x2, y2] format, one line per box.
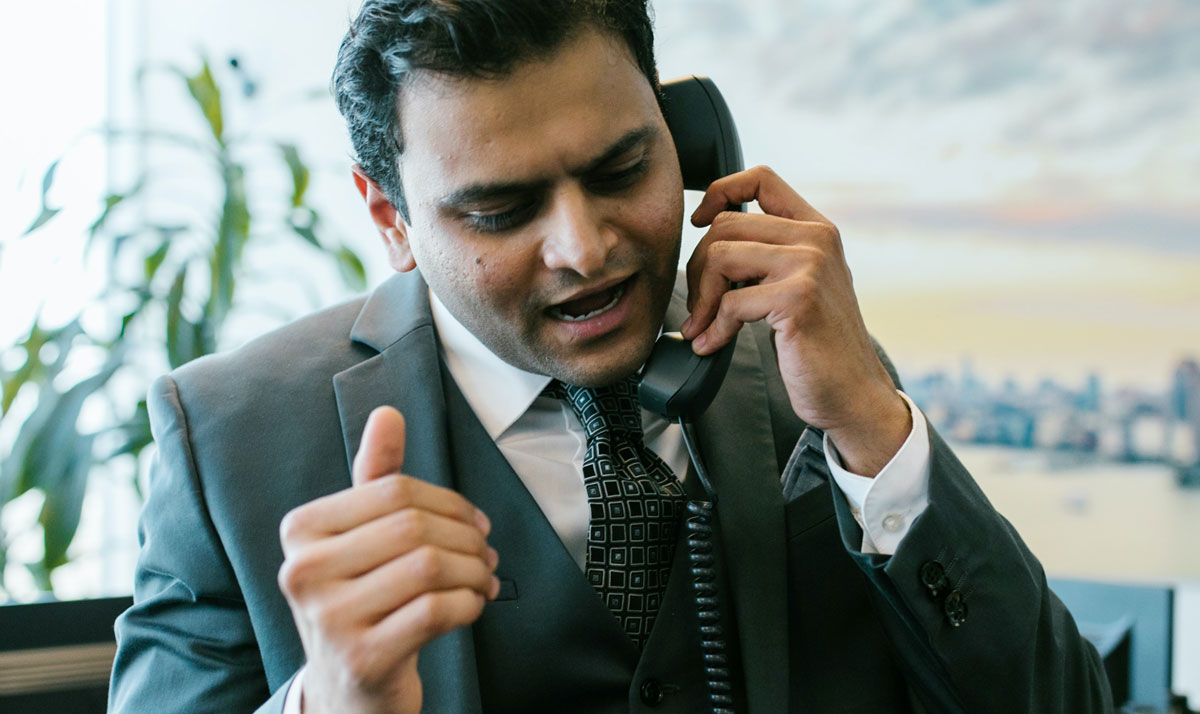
[638, 76, 745, 424]
[641, 76, 744, 714]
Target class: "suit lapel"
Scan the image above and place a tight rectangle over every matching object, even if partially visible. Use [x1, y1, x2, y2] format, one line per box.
[664, 289, 789, 713]
[331, 271, 483, 714]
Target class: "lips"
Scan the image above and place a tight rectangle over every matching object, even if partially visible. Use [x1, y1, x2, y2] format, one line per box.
[547, 276, 631, 322]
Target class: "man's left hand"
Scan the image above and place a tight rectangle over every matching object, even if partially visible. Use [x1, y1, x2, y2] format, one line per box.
[681, 165, 910, 476]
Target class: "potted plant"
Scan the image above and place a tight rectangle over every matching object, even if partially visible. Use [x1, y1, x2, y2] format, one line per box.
[1, 56, 364, 601]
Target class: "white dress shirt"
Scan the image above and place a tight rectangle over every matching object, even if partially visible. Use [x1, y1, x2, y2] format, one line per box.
[282, 290, 932, 713]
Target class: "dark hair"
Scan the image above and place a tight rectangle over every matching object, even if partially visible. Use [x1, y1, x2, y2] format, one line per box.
[331, 0, 660, 222]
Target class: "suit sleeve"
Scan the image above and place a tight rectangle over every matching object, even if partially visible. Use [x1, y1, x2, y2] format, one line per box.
[788, 340, 1113, 713]
[108, 374, 290, 714]
[823, 419, 1114, 714]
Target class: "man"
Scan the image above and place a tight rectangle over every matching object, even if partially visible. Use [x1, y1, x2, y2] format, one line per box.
[109, 1, 1113, 713]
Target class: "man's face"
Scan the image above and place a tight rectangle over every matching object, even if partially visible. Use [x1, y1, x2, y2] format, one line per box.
[384, 27, 684, 387]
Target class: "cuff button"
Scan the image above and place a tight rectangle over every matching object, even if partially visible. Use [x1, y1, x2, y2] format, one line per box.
[919, 560, 949, 599]
[944, 589, 968, 627]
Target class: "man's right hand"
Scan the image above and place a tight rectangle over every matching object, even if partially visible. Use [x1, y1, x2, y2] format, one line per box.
[278, 406, 499, 714]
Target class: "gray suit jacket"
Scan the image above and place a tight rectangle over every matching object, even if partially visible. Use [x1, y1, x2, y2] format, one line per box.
[109, 271, 1112, 713]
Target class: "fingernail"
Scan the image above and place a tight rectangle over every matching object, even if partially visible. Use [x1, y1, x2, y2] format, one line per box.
[692, 334, 708, 353]
[680, 316, 693, 335]
[487, 547, 499, 569]
[474, 509, 491, 534]
[490, 575, 500, 600]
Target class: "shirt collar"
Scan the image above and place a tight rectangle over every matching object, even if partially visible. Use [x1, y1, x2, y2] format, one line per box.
[429, 289, 553, 440]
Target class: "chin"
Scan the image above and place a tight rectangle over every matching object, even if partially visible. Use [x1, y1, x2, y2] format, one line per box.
[552, 334, 658, 388]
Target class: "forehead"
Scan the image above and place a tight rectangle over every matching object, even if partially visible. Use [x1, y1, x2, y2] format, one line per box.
[396, 28, 661, 207]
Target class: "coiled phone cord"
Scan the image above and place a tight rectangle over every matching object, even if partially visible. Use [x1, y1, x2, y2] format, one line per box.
[679, 418, 736, 714]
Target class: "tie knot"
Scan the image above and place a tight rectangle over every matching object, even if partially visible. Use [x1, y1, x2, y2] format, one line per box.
[544, 376, 643, 442]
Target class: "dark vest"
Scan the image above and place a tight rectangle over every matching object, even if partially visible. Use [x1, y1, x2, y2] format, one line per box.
[443, 370, 746, 713]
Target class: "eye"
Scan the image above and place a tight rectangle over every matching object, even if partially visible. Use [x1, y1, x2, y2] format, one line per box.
[464, 199, 540, 234]
[586, 155, 650, 194]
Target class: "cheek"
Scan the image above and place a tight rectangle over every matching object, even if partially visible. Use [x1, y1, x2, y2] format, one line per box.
[629, 184, 684, 256]
[452, 248, 533, 312]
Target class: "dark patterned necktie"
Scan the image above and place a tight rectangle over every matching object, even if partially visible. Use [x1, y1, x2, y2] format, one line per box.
[544, 376, 686, 648]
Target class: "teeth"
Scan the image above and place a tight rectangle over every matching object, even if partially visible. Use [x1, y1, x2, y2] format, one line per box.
[550, 283, 625, 322]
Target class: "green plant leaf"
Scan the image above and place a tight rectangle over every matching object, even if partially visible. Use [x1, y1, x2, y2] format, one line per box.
[38, 432, 95, 574]
[89, 192, 129, 236]
[3, 345, 122, 511]
[0, 319, 82, 416]
[117, 291, 152, 340]
[166, 265, 216, 368]
[185, 59, 225, 144]
[144, 241, 170, 280]
[335, 245, 367, 291]
[207, 161, 250, 328]
[40, 157, 59, 198]
[20, 159, 62, 236]
[287, 206, 321, 248]
[105, 399, 153, 461]
[279, 143, 310, 208]
[22, 207, 62, 236]
[166, 265, 192, 369]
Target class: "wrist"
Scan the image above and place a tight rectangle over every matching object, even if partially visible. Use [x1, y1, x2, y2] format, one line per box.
[824, 389, 911, 477]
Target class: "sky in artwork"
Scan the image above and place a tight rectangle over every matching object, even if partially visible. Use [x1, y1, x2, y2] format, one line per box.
[655, 0, 1200, 389]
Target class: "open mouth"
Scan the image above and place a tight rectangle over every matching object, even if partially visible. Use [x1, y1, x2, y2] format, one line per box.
[547, 277, 631, 322]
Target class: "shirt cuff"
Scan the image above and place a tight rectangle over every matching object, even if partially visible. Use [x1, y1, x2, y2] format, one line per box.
[282, 665, 306, 714]
[823, 391, 931, 556]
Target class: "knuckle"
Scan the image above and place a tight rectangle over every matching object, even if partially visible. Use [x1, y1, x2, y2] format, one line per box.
[278, 550, 320, 595]
[710, 210, 739, 228]
[276, 560, 297, 595]
[790, 275, 818, 304]
[277, 556, 306, 595]
[412, 593, 452, 634]
[814, 222, 841, 250]
[750, 164, 776, 179]
[278, 507, 308, 544]
[394, 509, 428, 545]
[711, 303, 736, 334]
[380, 474, 412, 510]
[776, 314, 804, 336]
[709, 239, 732, 259]
[411, 545, 444, 583]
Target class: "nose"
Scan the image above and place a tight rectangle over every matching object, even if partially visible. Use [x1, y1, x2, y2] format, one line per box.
[540, 185, 617, 278]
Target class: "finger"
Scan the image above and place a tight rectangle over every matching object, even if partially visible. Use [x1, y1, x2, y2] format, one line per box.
[293, 509, 494, 581]
[280, 475, 489, 549]
[684, 241, 815, 340]
[353, 406, 406, 485]
[348, 546, 499, 623]
[365, 588, 488, 665]
[685, 213, 832, 311]
[691, 282, 780, 356]
[690, 165, 828, 228]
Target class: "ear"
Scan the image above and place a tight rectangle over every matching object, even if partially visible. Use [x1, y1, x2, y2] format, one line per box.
[352, 165, 416, 273]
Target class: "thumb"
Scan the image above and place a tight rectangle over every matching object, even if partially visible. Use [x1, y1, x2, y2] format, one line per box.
[353, 406, 406, 486]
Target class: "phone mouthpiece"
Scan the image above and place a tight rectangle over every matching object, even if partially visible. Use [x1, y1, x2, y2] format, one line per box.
[638, 332, 736, 420]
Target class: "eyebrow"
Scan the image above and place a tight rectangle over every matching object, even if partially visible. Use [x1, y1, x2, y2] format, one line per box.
[436, 125, 658, 211]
